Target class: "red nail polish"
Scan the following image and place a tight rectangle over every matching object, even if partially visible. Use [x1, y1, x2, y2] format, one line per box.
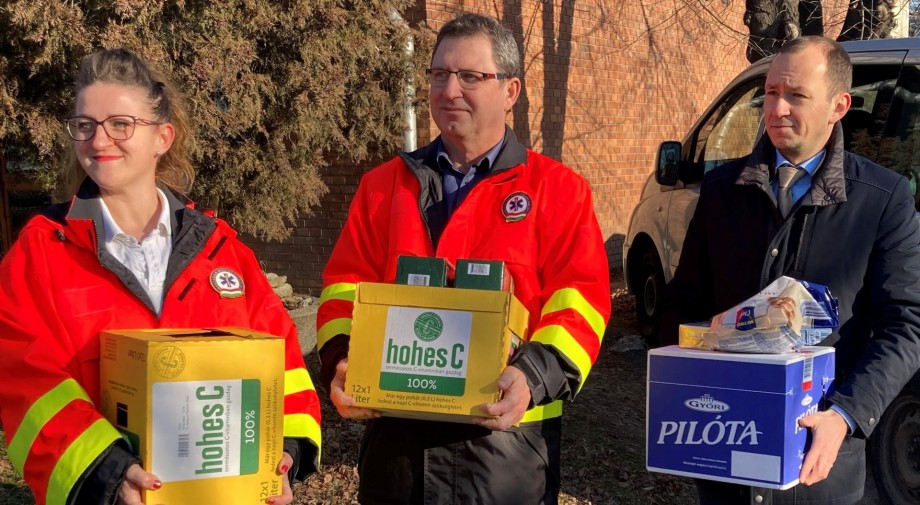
[281, 465, 289, 473]
[152, 480, 162, 489]
[266, 499, 275, 504]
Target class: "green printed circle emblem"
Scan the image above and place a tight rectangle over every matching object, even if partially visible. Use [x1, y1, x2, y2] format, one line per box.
[414, 312, 444, 342]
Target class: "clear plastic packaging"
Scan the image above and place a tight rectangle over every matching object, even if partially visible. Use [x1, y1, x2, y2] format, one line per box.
[682, 276, 839, 353]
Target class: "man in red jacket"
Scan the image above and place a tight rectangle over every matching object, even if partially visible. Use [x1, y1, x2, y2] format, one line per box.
[317, 12, 611, 505]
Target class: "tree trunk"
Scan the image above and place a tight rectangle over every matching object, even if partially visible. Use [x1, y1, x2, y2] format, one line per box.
[800, 0, 825, 36]
[838, 0, 895, 41]
[744, 0, 893, 63]
[744, 0, 802, 63]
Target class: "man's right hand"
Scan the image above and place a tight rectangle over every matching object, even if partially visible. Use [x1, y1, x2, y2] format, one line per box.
[117, 464, 162, 505]
[330, 358, 382, 420]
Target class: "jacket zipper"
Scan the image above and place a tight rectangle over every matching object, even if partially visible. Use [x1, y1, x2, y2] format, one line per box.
[792, 210, 811, 274]
[759, 206, 812, 287]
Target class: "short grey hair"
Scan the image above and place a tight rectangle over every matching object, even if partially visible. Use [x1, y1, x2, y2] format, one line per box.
[433, 13, 522, 78]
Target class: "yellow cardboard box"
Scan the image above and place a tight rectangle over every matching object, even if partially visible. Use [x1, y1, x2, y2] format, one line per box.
[345, 282, 529, 422]
[99, 328, 285, 505]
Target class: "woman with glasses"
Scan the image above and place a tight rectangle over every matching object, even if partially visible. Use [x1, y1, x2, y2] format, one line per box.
[0, 48, 320, 505]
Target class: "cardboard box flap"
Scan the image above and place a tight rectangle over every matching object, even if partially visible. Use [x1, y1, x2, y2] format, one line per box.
[356, 282, 512, 313]
[111, 327, 279, 341]
[506, 295, 529, 341]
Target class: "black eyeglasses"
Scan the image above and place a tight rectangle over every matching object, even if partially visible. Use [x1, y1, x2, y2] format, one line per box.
[65, 115, 161, 141]
[426, 69, 511, 90]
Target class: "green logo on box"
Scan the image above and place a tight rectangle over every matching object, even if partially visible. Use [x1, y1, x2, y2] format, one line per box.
[414, 312, 443, 342]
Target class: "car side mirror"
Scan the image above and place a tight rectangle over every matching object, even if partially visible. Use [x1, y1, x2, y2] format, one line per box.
[656, 141, 682, 186]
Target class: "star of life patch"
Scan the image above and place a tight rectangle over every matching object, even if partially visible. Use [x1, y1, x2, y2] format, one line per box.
[502, 191, 532, 222]
[210, 268, 245, 298]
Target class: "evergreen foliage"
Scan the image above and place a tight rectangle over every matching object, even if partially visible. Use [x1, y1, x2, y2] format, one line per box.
[0, 0, 429, 240]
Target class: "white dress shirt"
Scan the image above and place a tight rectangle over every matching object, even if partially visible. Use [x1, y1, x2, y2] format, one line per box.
[100, 189, 172, 315]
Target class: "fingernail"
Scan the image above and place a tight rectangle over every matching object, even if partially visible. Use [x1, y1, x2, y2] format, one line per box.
[280, 465, 289, 473]
[152, 480, 162, 489]
[266, 499, 275, 504]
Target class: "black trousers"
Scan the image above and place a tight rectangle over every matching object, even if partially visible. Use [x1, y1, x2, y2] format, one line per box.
[357, 417, 561, 505]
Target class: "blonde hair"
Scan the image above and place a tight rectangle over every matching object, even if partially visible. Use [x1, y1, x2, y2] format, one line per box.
[63, 48, 194, 195]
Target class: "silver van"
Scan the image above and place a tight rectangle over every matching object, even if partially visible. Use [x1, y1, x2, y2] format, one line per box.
[623, 38, 920, 504]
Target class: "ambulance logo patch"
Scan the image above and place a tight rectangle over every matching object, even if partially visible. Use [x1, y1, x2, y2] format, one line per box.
[502, 192, 531, 222]
[210, 268, 245, 298]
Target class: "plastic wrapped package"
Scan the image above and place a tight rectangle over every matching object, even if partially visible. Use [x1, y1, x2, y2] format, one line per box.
[679, 276, 839, 353]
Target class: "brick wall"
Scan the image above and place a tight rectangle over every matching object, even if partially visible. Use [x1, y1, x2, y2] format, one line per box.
[242, 161, 372, 295]
[245, 0, 850, 295]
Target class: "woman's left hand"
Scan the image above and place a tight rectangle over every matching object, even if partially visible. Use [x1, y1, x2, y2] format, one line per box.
[265, 452, 295, 504]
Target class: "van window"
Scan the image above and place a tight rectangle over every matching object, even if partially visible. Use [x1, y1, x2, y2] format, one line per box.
[874, 64, 920, 210]
[841, 64, 901, 163]
[692, 79, 765, 176]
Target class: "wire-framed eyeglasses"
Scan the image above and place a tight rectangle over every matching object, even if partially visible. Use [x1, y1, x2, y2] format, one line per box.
[426, 68, 511, 90]
[65, 115, 162, 141]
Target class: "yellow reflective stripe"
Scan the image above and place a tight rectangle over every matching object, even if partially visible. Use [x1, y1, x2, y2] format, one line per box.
[8, 379, 91, 474]
[284, 413, 323, 462]
[46, 418, 121, 505]
[284, 368, 313, 396]
[531, 325, 593, 391]
[520, 400, 563, 424]
[542, 288, 606, 340]
[319, 283, 356, 303]
[317, 283, 356, 348]
[317, 318, 352, 348]
[284, 413, 322, 440]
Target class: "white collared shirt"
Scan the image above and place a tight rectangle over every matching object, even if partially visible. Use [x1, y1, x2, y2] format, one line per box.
[100, 189, 172, 315]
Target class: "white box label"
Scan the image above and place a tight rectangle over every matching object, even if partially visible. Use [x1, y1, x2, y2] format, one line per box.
[379, 307, 473, 396]
[151, 379, 261, 482]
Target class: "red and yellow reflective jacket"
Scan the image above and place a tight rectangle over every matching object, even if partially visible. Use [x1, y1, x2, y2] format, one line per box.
[0, 182, 321, 505]
[318, 129, 611, 424]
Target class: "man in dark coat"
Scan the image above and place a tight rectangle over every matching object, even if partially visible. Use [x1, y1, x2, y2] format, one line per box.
[660, 36, 920, 504]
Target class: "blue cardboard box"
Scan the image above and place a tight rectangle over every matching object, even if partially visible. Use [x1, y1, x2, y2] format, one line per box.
[647, 345, 835, 489]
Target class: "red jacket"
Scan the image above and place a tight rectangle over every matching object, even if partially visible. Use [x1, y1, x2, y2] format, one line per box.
[318, 130, 611, 423]
[317, 130, 611, 503]
[0, 182, 321, 505]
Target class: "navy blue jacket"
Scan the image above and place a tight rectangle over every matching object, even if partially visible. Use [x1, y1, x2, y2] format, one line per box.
[661, 122, 920, 504]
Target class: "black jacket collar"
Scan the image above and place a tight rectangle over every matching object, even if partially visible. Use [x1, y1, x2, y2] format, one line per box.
[62, 177, 193, 231]
[736, 122, 848, 206]
[41, 178, 217, 316]
[404, 125, 528, 174]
